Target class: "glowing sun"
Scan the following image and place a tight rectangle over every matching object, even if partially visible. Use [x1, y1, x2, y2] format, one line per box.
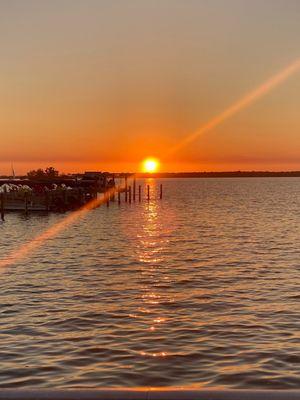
[142, 158, 160, 173]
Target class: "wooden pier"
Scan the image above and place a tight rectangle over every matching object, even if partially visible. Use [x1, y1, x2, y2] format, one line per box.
[0, 188, 93, 214]
[0, 173, 163, 219]
[0, 389, 298, 400]
[108, 177, 163, 207]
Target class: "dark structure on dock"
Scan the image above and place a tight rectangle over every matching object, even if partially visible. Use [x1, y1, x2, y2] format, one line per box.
[0, 172, 116, 215]
[0, 172, 164, 221]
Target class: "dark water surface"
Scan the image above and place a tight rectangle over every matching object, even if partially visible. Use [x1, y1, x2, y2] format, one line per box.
[0, 178, 299, 389]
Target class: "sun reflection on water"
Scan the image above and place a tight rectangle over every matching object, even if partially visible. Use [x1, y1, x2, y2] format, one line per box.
[123, 179, 177, 359]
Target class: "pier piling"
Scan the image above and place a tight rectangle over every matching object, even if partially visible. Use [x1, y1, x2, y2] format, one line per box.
[45, 191, 50, 211]
[0, 193, 4, 221]
[118, 188, 121, 205]
[111, 190, 115, 202]
[160, 184, 163, 199]
[125, 176, 128, 202]
[138, 185, 141, 202]
[24, 192, 28, 214]
[78, 188, 83, 206]
[133, 178, 136, 201]
[63, 190, 67, 210]
[129, 186, 132, 203]
[147, 185, 150, 201]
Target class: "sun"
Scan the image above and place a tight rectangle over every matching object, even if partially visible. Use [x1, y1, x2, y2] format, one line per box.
[142, 158, 160, 173]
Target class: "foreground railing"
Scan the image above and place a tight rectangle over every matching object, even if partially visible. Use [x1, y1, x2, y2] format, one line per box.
[0, 389, 300, 400]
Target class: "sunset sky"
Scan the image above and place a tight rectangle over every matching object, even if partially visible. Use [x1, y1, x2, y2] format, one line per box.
[0, 0, 299, 174]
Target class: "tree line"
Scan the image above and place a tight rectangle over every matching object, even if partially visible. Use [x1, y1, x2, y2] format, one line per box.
[27, 167, 60, 180]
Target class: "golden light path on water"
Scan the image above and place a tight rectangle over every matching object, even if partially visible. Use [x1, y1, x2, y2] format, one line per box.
[0, 57, 300, 269]
[123, 186, 176, 358]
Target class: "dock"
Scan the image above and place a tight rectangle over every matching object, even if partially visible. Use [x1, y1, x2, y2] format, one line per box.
[0, 172, 115, 216]
[0, 389, 298, 400]
[0, 172, 163, 220]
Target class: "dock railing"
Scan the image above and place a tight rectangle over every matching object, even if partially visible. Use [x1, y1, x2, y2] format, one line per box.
[0, 389, 300, 400]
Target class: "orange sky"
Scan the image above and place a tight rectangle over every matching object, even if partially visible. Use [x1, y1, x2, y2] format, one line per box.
[0, 1, 299, 174]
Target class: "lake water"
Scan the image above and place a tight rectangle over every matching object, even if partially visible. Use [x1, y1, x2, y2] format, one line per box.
[0, 178, 299, 389]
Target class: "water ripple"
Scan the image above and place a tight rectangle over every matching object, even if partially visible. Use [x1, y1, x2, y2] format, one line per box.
[0, 178, 299, 388]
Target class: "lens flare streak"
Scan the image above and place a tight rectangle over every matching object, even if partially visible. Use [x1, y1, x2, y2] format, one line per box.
[0, 188, 117, 269]
[166, 58, 300, 157]
[1, 59, 300, 269]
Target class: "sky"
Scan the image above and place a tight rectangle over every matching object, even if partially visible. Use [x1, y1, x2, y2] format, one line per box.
[0, 0, 299, 174]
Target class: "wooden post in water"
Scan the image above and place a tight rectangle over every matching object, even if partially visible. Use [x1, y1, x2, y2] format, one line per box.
[125, 176, 128, 202]
[118, 187, 121, 205]
[45, 191, 49, 211]
[138, 185, 141, 202]
[147, 185, 150, 201]
[129, 186, 132, 203]
[77, 188, 82, 206]
[106, 192, 109, 207]
[24, 192, 28, 214]
[0, 193, 4, 221]
[111, 188, 115, 202]
[160, 184, 163, 199]
[133, 177, 136, 201]
[63, 190, 67, 211]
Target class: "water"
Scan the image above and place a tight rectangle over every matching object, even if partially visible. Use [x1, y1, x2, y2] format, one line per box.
[0, 178, 299, 389]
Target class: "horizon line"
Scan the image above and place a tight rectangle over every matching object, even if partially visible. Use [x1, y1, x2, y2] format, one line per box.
[1, 169, 300, 178]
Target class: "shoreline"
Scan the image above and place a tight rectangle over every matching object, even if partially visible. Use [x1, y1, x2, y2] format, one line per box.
[136, 171, 300, 178]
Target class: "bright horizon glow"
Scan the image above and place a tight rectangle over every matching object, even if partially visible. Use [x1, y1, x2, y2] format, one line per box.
[142, 158, 160, 173]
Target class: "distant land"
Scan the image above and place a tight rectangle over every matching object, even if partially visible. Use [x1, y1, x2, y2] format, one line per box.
[136, 171, 300, 178]
[1, 171, 300, 180]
